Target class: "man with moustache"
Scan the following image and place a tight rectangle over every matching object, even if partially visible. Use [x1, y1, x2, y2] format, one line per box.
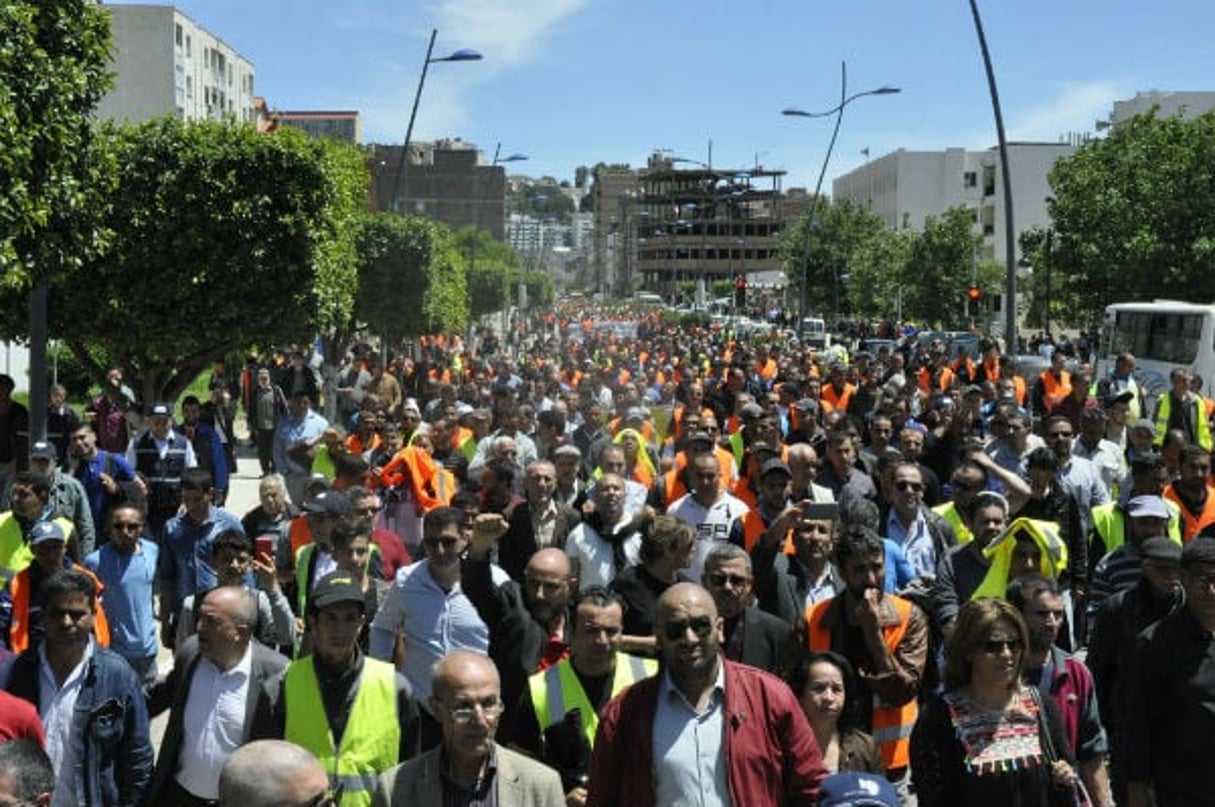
[588, 583, 826, 806]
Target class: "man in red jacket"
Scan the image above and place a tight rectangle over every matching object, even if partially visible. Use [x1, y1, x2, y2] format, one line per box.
[587, 582, 826, 806]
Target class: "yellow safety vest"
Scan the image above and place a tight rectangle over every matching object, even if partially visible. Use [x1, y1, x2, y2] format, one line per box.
[528, 654, 657, 748]
[932, 501, 972, 545]
[972, 518, 1068, 600]
[1154, 394, 1213, 450]
[284, 657, 400, 807]
[0, 514, 74, 591]
[294, 543, 381, 616]
[1090, 500, 1183, 555]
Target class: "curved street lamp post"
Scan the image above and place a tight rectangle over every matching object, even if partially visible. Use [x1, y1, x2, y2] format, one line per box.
[783, 62, 899, 335]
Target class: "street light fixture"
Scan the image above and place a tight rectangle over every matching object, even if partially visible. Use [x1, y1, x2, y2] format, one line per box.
[783, 62, 900, 333]
[389, 29, 482, 211]
[492, 142, 529, 166]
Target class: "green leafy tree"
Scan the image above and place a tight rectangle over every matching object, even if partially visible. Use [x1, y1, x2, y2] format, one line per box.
[900, 206, 981, 328]
[781, 198, 885, 317]
[453, 226, 518, 319]
[1047, 111, 1215, 327]
[356, 213, 468, 347]
[0, 0, 112, 285]
[846, 228, 916, 321]
[31, 118, 367, 404]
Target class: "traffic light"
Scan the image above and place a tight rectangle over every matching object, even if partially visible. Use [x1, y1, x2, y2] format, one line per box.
[734, 276, 747, 308]
[966, 284, 982, 302]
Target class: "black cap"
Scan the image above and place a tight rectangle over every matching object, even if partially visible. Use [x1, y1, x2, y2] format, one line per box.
[684, 431, 714, 447]
[1139, 536, 1181, 562]
[1181, 537, 1215, 569]
[148, 403, 172, 418]
[759, 458, 792, 479]
[302, 490, 352, 518]
[1103, 390, 1134, 409]
[818, 772, 900, 807]
[29, 441, 57, 461]
[308, 571, 366, 613]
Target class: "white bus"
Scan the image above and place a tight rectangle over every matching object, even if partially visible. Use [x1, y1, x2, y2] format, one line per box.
[1100, 300, 1215, 401]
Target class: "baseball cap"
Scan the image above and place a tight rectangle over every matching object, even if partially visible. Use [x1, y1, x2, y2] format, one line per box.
[1104, 390, 1134, 409]
[553, 444, 582, 460]
[1126, 495, 1170, 520]
[148, 403, 172, 418]
[29, 441, 57, 461]
[30, 521, 66, 546]
[625, 406, 647, 422]
[684, 431, 715, 447]
[1131, 418, 1155, 433]
[1181, 536, 1215, 569]
[308, 571, 366, 612]
[1139, 536, 1181, 562]
[302, 490, 352, 518]
[740, 403, 765, 420]
[818, 772, 900, 807]
[749, 441, 778, 458]
[759, 458, 792, 479]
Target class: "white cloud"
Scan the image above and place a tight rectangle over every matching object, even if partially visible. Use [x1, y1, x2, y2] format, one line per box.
[431, 0, 588, 69]
[1006, 81, 1125, 142]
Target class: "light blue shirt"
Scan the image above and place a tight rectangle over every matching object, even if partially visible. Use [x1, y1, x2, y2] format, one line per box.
[653, 659, 731, 807]
[272, 409, 329, 475]
[368, 558, 509, 702]
[84, 540, 159, 659]
[886, 507, 937, 579]
[1060, 455, 1110, 537]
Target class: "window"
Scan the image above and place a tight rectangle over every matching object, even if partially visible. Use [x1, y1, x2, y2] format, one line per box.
[186, 35, 191, 58]
[963, 171, 977, 188]
[186, 75, 193, 98]
[175, 24, 182, 46]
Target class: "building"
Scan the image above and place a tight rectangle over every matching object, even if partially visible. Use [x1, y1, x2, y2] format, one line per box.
[832, 143, 1077, 263]
[368, 139, 508, 239]
[278, 110, 362, 143]
[1107, 90, 1215, 126]
[591, 167, 641, 296]
[96, 4, 256, 124]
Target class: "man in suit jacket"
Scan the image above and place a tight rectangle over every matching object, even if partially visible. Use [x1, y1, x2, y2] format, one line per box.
[703, 543, 792, 672]
[496, 460, 580, 582]
[146, 586, 289, 804]
[372, 651, 563, 807]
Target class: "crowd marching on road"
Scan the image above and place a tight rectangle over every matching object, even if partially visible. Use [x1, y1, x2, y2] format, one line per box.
[1, 300, 1214, 806]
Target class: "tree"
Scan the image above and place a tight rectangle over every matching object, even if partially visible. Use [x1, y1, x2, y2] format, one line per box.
[1047, 111, 1215, 327]
[846, 228, 916, 322]
[0, 0, 112, 285]
[453, 226, 518, 320]
[356, 213, 468, 347]
[780, 198, 885, 317]
[29, 118, 367, 404]
[900, 206, 982, 328]
[574, 165, 589, 189]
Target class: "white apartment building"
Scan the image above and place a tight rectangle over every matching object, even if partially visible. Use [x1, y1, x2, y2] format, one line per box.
[832, 142, 1076, 262]
[96, 5, 256, 124]
[1109, 90, 1215, 126]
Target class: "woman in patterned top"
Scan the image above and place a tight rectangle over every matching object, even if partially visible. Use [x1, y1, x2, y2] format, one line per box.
[911, 598, 1078, 806]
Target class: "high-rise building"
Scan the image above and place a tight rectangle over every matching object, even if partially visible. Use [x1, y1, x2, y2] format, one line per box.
[832, 143, 1077, 263]
[96, 4, 256, 124]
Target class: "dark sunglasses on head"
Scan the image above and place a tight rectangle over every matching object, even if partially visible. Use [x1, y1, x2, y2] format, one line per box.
[663, 616, 715, 641]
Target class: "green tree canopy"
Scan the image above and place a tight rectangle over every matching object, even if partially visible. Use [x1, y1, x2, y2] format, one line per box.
[1047, 111, 1215, 327]
[900, 206, 982, 329]
[0, 0, 112, 284]
[356, 213, 468, 346]
[454, 226, 518, 320]
[29, 117, 367, 403]
[780, 198, 885, 317]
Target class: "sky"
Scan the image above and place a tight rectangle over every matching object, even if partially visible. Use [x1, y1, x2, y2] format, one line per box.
[110, 0, 1215, 190]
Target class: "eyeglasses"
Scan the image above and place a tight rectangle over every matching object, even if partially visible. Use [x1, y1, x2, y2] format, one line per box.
[895, 480, 924, 492]
[663, 616, 715, 641]
[981, 639, 1022, 655]
[444, 698, 504, 723]
[706, 572, 749, 588]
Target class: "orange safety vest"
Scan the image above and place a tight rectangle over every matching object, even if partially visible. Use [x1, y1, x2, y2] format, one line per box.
[288, 517, 317, 566]
[740, 510, 795, 554]
[807, 596, 917, 771]
[821, 383, 856, 413]
[917, 366, 956, 397]
[377, 445, 456, 513]
[1163, 482, 1215, 542]
[10, 565, 111, 653]
[1039, 370, 1072, 411]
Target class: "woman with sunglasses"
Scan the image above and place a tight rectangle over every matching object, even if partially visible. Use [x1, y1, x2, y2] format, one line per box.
[789, 651, 883, 776]
[911, 598, 1077, 807]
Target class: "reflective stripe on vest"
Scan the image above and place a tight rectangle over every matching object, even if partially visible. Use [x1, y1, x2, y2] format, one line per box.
[806, 595, 917, 771]
[528, 654, 657, 749]
[283, 657, 399, 807]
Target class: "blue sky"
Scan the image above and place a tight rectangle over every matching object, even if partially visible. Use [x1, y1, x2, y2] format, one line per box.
[111, 0, 1215, 190]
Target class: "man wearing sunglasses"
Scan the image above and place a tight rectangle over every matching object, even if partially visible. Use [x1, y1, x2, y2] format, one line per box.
[588, 583, 826, 806]
[701, 543, 790, 672]
[372, 651, 564, 806]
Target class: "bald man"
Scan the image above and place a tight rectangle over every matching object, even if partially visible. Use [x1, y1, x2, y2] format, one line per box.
[588, 583, 827, 807]
[218, 740, 328, 806]
[463, 512, 576, 718]
[372, 652, 563, 806]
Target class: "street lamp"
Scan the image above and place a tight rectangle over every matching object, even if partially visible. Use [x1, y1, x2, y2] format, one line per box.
[389, 29, 482, 211]
[783, 61, 900, 333]
[492, 142, 528, 166]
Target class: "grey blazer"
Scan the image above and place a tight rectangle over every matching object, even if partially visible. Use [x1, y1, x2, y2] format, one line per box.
[371, 743, 564, 807]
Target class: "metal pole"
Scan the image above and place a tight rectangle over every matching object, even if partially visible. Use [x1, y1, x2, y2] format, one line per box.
[389, 28, 437, 212]
[967, 0, 1018, 354]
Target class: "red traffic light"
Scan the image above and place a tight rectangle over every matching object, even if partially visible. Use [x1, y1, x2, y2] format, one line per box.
[734, 276, 747, 288]
[966, 284, 982, 302]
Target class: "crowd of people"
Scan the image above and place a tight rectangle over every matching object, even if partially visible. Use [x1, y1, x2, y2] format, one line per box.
[0, 304, 1212, 806]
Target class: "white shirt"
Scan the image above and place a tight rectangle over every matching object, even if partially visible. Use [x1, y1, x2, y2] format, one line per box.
[175, 644, 253, 799]
[39, 637, 95, 807]
[565, 516, 641, 591]
[668, 492, 750, 581]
